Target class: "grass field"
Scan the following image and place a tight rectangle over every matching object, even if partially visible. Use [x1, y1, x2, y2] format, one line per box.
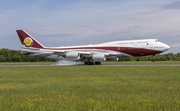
[0, 65, 180, 110]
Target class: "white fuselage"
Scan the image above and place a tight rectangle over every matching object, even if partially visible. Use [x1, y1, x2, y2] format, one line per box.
[22, 39, 170, 60]
[16, 30, 170, 64]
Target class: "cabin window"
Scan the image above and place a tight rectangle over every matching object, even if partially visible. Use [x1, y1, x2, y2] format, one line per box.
[154, 46, 165, 48]
[118, 42, 128, 44]
[155, 40, 160, 42]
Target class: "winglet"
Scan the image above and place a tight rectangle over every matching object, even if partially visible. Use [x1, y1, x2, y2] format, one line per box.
[16, 30, 44, 48]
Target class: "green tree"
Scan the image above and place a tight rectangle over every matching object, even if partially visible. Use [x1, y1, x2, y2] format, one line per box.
[12, 53, 22, 62]
[0, 55, 6, 62]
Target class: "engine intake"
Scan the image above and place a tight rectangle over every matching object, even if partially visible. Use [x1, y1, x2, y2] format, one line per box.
[106, 57, 119, 61]
[92, 54, 106, 62]
[65, 52, 80, 60]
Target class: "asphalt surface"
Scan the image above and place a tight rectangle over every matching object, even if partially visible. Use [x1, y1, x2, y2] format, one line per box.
[101, 64, 180, 66]
[0, 64, 180, 66]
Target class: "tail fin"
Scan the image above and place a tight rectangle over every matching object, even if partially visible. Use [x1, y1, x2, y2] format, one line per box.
[16, 30, 44, 48]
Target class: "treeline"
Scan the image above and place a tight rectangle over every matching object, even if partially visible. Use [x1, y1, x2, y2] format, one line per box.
[0, 49, 56, 62]
[0, 49, 180, 62]
[119, 53, 180, 61]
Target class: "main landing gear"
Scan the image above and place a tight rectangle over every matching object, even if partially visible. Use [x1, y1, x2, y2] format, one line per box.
[95, 62, 101, 65]
[84, 62, 101, 65]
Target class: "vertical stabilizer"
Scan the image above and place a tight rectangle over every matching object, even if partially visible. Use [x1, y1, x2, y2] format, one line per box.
[16, 30, 44, 48]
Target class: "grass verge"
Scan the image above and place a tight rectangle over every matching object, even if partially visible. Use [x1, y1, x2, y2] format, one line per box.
[0, 66, 180, 110]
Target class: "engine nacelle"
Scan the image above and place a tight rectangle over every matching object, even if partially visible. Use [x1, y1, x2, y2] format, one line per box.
[65, 52, 80, 60]
[106, 57, 119, 61]
[92, 54, 106, 62]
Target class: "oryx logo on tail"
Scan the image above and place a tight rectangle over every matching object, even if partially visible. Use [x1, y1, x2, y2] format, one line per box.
[24, 37, 33, 47]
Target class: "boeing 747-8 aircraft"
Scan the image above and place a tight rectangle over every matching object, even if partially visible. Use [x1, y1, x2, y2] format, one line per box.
[16, 30, 170, 65]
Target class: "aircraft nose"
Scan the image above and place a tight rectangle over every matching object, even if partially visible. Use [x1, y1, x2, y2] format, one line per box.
[165, 44, 170, 51]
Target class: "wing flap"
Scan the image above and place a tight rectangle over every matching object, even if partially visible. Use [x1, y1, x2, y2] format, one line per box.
[53, 52, 65, 56]
[40, 50, 65, 56]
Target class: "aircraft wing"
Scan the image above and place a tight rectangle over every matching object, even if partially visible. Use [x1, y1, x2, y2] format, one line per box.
[19, 46, 119, 61]
[53, 51, 91, 57]
[79, 52, 91, 57]
[53, 51, 65, 56]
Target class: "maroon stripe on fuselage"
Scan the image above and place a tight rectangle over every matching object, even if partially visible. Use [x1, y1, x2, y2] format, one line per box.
[119, 47, 162, 56]
[40, 47, 162, 57]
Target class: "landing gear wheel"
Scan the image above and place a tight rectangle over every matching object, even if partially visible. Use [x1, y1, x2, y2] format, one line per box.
[84, 62, 95, 65]
[95, 62, 101, 65]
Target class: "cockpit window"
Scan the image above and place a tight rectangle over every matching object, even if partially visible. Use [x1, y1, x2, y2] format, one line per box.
[155, 40, 160, 42]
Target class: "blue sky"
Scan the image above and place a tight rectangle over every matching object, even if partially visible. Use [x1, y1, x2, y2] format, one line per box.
[0, 0, 180, 53]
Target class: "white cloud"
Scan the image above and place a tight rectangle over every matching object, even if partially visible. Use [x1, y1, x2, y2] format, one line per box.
[171, 44, 180, 47]
[164, 1, 180, 10]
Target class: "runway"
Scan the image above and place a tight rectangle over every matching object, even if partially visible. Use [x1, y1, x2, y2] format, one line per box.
[101, 64, 180, 66]
[0, 64, 180, 66]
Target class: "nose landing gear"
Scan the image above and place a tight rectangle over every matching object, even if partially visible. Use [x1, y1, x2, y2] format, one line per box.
[152, 55, 155, 62]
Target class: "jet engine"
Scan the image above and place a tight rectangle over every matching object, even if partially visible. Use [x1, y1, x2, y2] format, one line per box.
[65, 52, 80, 60]
[106, 57, 119, 61]
[92, 54, 106, 62]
